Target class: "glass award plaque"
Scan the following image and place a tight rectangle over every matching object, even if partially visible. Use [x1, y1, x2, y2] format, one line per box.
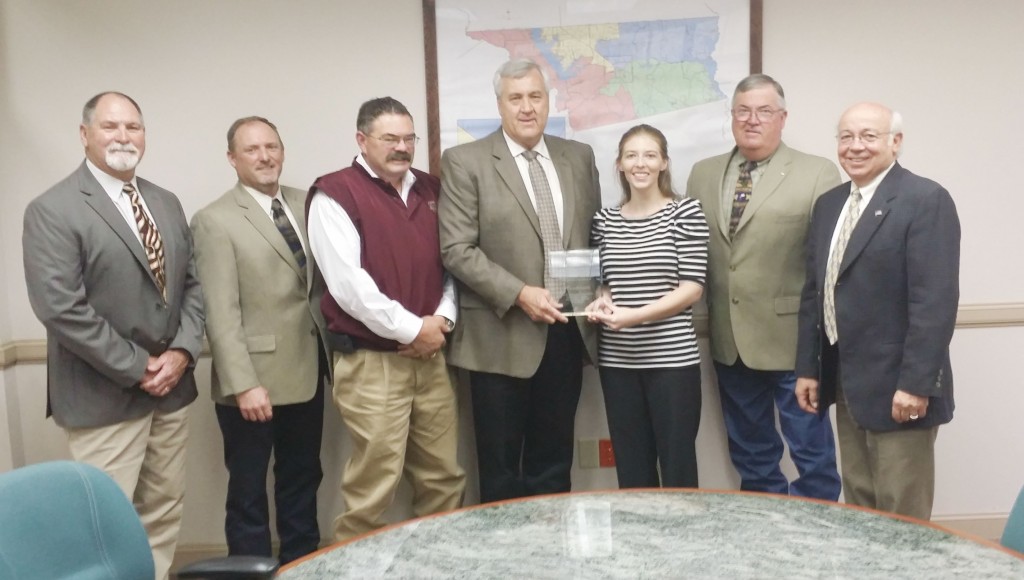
[547, 248, 601, 317]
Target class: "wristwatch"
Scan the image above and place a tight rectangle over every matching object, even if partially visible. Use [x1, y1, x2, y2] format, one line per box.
[442, 317, 455, 332]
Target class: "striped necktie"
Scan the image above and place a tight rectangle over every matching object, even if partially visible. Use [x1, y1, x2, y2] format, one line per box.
[824, 187, 863, 344]
[123, 183, 167, 300]
[271, 198, 307, 272]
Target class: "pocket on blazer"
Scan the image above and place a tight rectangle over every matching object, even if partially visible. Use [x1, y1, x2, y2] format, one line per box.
[245, 335, 276, 353]
[774, 296, 801, 315]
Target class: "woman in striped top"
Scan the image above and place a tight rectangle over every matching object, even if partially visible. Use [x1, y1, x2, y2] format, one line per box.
[585, 124, 709, 488]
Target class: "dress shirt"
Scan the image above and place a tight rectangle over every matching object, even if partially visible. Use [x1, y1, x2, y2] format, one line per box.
[242, 185, 307, 255]
[503, 132, 565, 236]
[307, 154, 456, 345]
[86, 158, 154, 245]
[720, 150, 774, 223]
[826, 162, 895, 255]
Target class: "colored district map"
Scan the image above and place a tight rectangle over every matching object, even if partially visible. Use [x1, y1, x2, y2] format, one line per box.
[469, 17, 724, 132]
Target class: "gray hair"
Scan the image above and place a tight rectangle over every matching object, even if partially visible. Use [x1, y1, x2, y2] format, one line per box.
[890, 110, 904, 156]
[82, 92, 144, 125]
[493, 59, 551, 97]
[732, 74, 786, 110]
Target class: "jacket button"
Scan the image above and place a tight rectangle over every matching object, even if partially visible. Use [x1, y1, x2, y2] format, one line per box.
[731, 298, 739, 304]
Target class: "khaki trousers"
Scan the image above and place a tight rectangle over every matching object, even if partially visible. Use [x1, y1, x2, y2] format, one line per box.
[836, 386, 938, 520]
[66, 406, 189, 580]
[332, 350, 465, 541]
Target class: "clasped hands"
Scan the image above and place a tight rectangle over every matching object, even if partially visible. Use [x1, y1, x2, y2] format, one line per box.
[397, 315, 452, 360]
[139, 349, 190, 398]
[584, 294, 640, 331]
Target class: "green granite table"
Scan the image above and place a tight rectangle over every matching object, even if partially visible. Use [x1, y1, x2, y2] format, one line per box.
[279, 489, 1024, 579]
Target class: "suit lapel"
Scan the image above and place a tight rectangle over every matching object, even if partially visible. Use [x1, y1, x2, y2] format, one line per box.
[77, 166, 160, 290]
[839, 165, 902, 276]
[233, 184, 305, 279]
[491, 132, 542, 238]
[704, 152, 734, 240]
[548, 138, 574, 248]
[735, 144, 794, 235]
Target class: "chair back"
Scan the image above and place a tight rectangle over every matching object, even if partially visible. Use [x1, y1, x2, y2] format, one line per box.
[1004, 483, 1024, 553]
[0, 460, 154, 579]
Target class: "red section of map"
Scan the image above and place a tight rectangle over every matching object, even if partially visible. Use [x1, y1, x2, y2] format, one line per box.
[470, 31, 637, 130]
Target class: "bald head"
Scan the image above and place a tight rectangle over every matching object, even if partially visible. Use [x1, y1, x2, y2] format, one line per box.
[836, 102, 903, 187]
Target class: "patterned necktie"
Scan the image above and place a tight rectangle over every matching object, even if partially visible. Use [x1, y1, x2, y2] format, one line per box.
[123, 183, 167, 301]
[728, 159, 758, 238]
[824, 187, 863, 345]
[271, 198, 307, 272]
[521, 150, 565, 300]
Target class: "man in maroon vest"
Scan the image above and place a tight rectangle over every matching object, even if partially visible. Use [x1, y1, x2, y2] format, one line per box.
[306, 97, 465, 540]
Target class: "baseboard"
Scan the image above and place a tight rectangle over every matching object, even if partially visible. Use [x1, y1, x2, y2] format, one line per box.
[931, 515, 1008, 543]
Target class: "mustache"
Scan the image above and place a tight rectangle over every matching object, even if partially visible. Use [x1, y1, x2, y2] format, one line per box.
[387, 151, 412, 163]
[107, 144, 139, 154]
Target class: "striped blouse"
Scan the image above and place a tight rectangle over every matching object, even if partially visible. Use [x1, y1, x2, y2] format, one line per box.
[591, 197, 709, 369]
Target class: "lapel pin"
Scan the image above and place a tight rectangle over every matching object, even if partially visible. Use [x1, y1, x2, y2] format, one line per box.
[874, 210, 882, 216]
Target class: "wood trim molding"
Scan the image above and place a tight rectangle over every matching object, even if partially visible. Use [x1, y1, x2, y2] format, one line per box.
[2, 303, 1023, 370]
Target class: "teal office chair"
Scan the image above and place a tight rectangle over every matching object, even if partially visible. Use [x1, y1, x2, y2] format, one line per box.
[1002, 483, 1024, 554]
[0, 461, 278, 579]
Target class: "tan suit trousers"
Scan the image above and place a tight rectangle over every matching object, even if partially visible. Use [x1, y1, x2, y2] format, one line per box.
[66, 406, 189, 580]
[836, 384, 938, 520]
[332, 350, 465, 540]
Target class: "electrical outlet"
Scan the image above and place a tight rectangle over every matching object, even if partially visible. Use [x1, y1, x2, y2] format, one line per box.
[578, 439, 600, 468]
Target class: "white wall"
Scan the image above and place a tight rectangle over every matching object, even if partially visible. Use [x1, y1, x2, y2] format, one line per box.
[2, 0, 1022, 551]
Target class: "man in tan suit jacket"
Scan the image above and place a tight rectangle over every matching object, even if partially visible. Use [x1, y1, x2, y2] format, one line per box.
[439, 59, 601, 502]
[686, 74, 841, 499]
[191, 117, 327, 564]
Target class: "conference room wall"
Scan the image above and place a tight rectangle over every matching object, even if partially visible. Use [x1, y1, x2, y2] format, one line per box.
[1, 0, 1021, 549]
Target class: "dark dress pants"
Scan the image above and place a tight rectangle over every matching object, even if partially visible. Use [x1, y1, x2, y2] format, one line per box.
[215, 381, 324, 564]
[599, 365, 702, 488]
[470, 321, 585, 503]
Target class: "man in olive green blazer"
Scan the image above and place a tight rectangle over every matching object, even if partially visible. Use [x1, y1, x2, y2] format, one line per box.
[191, 117, 327, 564]
[686, 74, 841, 500]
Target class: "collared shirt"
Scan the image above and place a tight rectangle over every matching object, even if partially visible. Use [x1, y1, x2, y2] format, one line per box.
[827, 161, 896, 255]
[242, 184, 307, 255]
[503, 131, 566, 236]
[720, 150, 775, 223]
[86, 158, 154, 245]
[307, 154, 456, 345]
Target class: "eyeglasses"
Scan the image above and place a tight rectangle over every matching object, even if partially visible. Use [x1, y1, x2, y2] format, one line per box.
[731, 107, 782, 122]
[367, 133, 420, 147]
[836, 131, 891, 146]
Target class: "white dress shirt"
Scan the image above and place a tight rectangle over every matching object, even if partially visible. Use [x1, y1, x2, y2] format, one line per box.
[503, 132, 566, 236]
[242, 185, 307, 256]
[827, 162, 896, 255]
[86, 158, 154, 245]
[307, 154, 456, 345]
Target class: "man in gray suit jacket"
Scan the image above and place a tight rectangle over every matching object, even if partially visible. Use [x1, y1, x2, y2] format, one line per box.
[439, 59, 601, 502]
[687, 75, 841, 500]
[191, 117, 327, 563]
[23, 92, 204, 580]
[796, 102, 960, 520]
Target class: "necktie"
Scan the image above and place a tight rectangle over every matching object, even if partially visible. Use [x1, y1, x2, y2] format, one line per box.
[824, 187, 863, 344]
[728, 160, 758, 238]
[124, 183, 167, 301]
[271, 198, 307, 272]
[521, 150, 565, 300]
